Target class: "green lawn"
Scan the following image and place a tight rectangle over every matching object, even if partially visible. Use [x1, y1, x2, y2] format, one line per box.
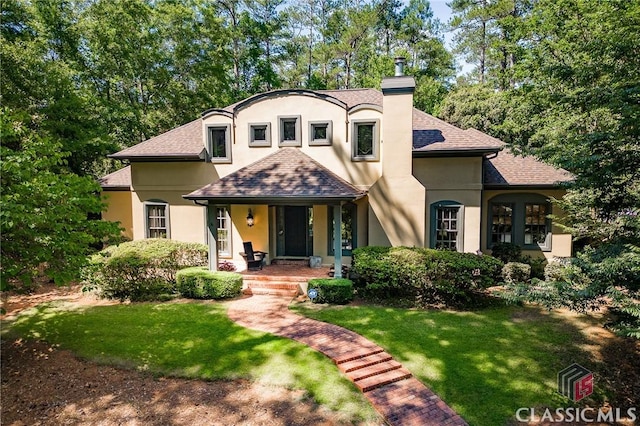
[292, 303, 603, 426]
[2, 301, 378, 423]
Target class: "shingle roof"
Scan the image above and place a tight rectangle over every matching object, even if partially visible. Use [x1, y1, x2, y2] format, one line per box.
[465, 129, 573, 187]
[184, 148, 366, 202]
[318, 88, 383, 109]
[99, 166, 131, 189]
[412, 111, 504, 154]
[109, 119, 205, 160]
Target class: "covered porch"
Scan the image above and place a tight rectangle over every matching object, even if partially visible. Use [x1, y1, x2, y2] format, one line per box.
[183, 148, 367, 279]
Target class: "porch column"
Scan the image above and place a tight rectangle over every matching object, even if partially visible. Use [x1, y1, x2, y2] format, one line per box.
[206, 204, 219, 271]
[333, 203, 342, 278]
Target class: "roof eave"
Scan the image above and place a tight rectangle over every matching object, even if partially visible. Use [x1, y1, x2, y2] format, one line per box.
[483, 183, 571, 190]
[182, 194, 366, 205]
[413, 148, 502, 158]
[108, 152, 206, 162]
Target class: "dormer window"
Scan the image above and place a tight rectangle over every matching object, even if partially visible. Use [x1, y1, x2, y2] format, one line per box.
[249, 122, 271, 147]
[207, 124, 231, 163]
[278, 115, 301, 147]
[352, 119, 380, 161]
[309, 120, 333, 146]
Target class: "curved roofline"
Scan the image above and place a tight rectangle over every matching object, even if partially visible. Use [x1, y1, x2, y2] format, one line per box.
[233, 89, 348, 113]
[201, 108, 234, 119]
[349, 103, 383, 113]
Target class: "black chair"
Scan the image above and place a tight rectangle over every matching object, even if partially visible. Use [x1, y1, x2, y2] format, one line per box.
[240, 241, 267, 270]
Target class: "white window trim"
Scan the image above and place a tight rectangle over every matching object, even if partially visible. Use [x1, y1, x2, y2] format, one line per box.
[144, 200, 170, 239]
[216, 206, 232, 258]
[278, 115, 302, 147]
[248, 122, 272, 147]
[309, 120, 333, 146]
[206, 124, 232, 163]
[351, 119, 380, 161]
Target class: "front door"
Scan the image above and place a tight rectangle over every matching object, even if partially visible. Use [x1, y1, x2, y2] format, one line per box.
[277, 206, 312, 256]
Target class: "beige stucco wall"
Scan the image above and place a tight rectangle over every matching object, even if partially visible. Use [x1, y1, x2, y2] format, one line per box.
[130, 162, 215, 244]
[482, 189, 572, 259]
[101, 190, 134, 240]
[368, 86, 426, 247]
[414, 157, 484, 252]
[201, 94, 382, 188]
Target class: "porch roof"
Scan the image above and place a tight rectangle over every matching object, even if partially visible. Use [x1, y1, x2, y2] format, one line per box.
[183, 148, 367, 204]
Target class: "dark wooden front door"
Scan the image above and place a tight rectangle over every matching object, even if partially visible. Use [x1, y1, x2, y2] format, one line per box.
[277, 206, 311, 256]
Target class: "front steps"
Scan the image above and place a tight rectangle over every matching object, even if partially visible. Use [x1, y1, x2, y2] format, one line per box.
[242, 275, 307, 297]
[336, 349, 413, 393]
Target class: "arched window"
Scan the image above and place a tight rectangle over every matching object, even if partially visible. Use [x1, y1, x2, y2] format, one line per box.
[144, 200, 170, 238]
[430, 201, 464, 251]
[488, 194, 552, 251]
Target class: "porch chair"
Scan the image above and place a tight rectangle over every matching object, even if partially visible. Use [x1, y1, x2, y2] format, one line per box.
[240, 241, 267, 270]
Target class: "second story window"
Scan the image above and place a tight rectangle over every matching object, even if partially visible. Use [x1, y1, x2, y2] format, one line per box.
[278, 115, 301, 147]
[249, 122, 271, 147]
[207, 124, 231, 163]
[352, 119, 380, 161]
[309, 120, 333, 146]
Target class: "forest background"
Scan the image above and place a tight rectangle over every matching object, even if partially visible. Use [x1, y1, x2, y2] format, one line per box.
[1, 0, 639, 333]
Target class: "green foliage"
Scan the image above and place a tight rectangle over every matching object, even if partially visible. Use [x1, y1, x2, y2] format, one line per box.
[308, 278, 354, 305]
[176, 267, 242, 299]
[490, 242, 522, 263]
[0, 108, 120, 289]
[499, 244, 640, 338]
[352, 246, 503, 306]
[502, 262, 531, 284]
[83, 239, 207, 301]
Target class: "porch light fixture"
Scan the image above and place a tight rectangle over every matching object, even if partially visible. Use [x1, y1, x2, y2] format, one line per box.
[246, 209, 255, 227]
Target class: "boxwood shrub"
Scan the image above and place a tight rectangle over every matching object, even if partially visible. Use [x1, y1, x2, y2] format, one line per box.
[176, 267, 243, 299]
[83, 239, 208, 301]
[352, 246, 503, 306]
[308, 278, 354, 304]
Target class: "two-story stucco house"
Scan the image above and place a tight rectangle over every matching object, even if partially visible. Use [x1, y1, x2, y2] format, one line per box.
[100, 64, 573, 276]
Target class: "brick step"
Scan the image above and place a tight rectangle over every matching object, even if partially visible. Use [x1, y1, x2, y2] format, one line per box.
[242, 275, 309, 283]
[334, 348, 385, 365]
[347, 360, 402, 382]
[244, 281, 301, 290]
[354, 367, 412, 393]
[338, 351, 393, 373]
[242, 287, 299, 297]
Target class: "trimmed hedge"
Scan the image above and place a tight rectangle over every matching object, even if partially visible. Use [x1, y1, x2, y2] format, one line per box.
[352, 246, 503, 305]
[176, 267, 243, 299]
[83, 239, 208, 302]
[308, 278, 354, 304]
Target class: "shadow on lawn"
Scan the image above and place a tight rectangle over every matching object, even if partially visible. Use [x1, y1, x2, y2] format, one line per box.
[2, 301, 375, 422]
[295, 303, 635, 426]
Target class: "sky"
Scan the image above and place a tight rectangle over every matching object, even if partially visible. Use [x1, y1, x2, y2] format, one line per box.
[428, 1, 473, 75]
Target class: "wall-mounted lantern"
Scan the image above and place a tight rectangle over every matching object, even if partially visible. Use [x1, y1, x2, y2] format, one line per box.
[246, 208, 255, 227]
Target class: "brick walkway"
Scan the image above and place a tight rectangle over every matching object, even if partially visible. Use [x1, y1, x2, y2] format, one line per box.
[226, 295, 468, 426]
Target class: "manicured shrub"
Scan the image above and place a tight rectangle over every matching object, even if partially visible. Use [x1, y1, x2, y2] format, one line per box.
[308, 278, 354, 304]
[352, 246, 503, 306]
[502, 262, 531, 284]
[176, 267, 242, 299]
[83, 239, 208, 301]
[491, 242, 522, 263]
